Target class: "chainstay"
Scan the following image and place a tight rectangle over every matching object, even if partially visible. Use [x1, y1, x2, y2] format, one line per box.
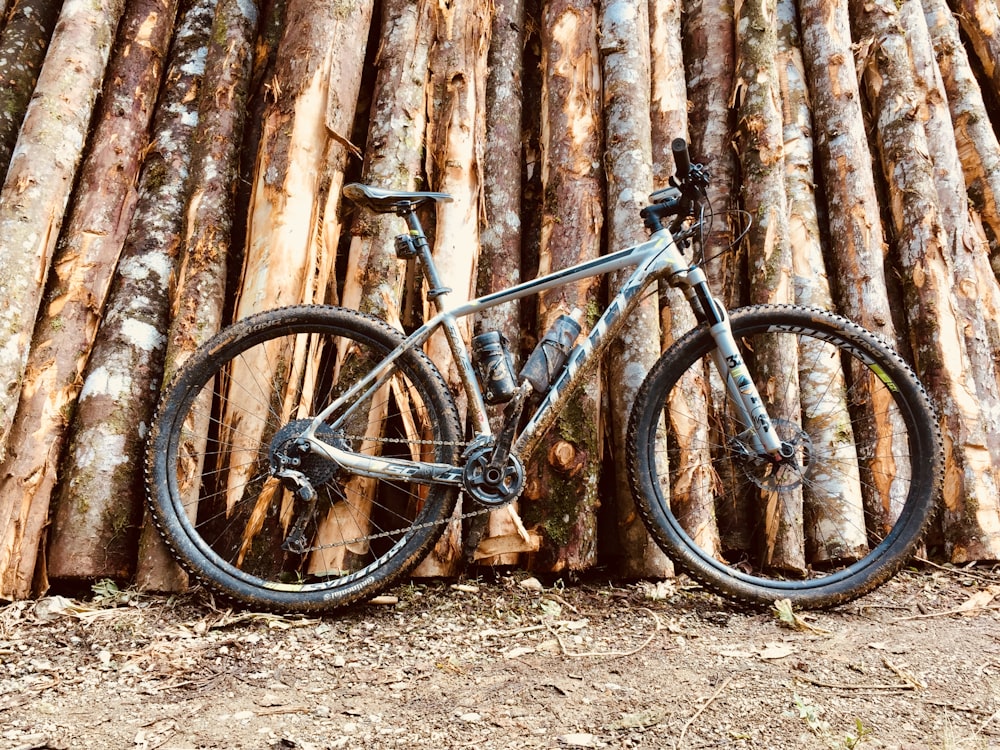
[299, 432, 497, 553]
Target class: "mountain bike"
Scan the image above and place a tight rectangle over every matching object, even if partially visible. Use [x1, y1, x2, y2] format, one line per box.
[146, 139, 942, 613]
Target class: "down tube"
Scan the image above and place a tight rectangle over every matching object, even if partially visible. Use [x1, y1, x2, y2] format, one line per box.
[512, 270, 658, 461]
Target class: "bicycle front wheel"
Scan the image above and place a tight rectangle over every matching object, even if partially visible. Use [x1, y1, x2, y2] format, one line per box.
[628, 304, 941, 609]
[146, 305, 462, 613]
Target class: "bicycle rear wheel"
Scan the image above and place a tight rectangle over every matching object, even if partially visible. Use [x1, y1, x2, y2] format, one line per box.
[146, 305, 462, 613]
[628, 304, 941, 609]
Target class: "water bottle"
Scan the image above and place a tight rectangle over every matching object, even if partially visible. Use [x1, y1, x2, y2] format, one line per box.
[519, 310, 583, 394]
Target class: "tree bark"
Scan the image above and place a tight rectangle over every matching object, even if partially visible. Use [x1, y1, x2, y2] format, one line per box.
[904, 0, 1000, 560]
[796, 0, 896, 342]
[238, 0, 375, 320]
[600, 0, 672, 578]
[734, 0, 805, 572]
[471, 0, 535, 566]
[923, 0, 1000, 272]
[778, 0, 867, 564]
[520, 0, 603, 574]
[311, 0, 434, 577]
[852, 0, 1000, 560]
[0, 0, 63, 180]
[951, 0, 1000, 100]
[0, 0, 179, 596]
[49, 4, 212, 592]
[681, 0, 740, 303]
[411, 0, 492, 577]
[0, 0, 126, 466]
[142, 0, 263, 592]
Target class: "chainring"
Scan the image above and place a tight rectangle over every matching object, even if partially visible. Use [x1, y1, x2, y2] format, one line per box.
[463, 445, 525, 508]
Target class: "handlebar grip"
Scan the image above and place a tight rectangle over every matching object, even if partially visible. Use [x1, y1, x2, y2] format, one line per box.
[672, 138, 691, 180]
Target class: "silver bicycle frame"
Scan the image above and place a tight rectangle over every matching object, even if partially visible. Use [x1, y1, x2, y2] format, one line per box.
[301, 226, 783, 484]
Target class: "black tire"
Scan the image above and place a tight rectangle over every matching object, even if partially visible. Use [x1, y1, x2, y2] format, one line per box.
[146, 305, 462, 613]
[628, 305, 941, 609]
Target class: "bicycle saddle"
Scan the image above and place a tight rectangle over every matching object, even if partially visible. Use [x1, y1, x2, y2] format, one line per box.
[343, 183, 453, 213]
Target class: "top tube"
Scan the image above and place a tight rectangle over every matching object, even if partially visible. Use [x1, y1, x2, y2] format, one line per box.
[444, 230, 680, 320]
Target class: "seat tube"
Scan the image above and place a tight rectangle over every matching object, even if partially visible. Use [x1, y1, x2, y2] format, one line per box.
[404, 210, 492, 436]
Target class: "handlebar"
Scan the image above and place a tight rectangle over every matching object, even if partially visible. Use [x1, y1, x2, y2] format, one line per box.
[640, 137, 709, 235]
[672, 138, 691, 181]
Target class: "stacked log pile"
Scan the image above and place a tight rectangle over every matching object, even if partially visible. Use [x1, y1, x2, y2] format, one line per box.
[0, 0, 999, 597]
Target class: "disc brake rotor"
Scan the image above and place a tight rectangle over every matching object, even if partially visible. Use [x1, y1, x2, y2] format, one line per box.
[732, 418, 813, 492]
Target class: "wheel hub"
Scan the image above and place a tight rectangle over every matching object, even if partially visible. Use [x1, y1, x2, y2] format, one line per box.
[731, 418, 813, 492]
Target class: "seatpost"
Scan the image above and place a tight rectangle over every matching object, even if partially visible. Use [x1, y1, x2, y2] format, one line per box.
[399, 206, 453, 311]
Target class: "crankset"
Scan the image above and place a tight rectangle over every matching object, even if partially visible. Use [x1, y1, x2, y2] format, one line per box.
[463, 445, 525, 507]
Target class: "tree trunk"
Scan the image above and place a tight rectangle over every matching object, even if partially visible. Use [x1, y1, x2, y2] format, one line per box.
[312, 0, 433, 577]
[411, 0, 492, 577]
[852, 0, 1000, 560]
[0, 0, 178, 596]
[0, 0, 125, 465]
[951, 0, 1000, 100]
[923, 0, 1000, 272]
[647, 0, 688, 577]
[0, 0, 126, 597]
[600, 0, 672, 578]
[734, 0, 805, 573]
[238, 0, 375, 320]
[49, 0, 219, 592]
[0, 0, 63, 180]
[904, 0, 1000, 560]
[471, 0, 536, 566]
[520, 0, 603, 574]
[778, 0, 867, 564]
[681, 0, 740, 303]
[201, 0, 374, 583]
[796, 0, 896, 342]
[142, 0, 263, 591]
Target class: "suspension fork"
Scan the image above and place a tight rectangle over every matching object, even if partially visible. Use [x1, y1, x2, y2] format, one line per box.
[687, 273, 787, 460]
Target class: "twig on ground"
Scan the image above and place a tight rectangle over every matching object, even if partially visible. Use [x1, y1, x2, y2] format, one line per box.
[794, 675, 914, 691]
[544, 608, 664, 658]
[914, 556, 1000, 585]
[674, 675, 733, 750]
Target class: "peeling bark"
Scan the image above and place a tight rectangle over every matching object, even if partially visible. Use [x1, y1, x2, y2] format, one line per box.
[682, 0, 740, 303]
[0, 0, 63, 179]
[734, 0, 804, 572]
[238, 0, 375, 319]
[42, 2, 214, 592]
[852, 0, 1000, 560]
[778, 0, 867, 564]
[952, 0, 1000, 100]
[313, 0, 433, 576]
[411, 0, 493, 577]
[0, 0, 127, 597]
[904, 0, 1000, 561]
[923, 0, 1000, 272]
[0, 0, 179, 596]
[139, 0, 263, 592]
[600, 0, 672, 578]
[473, 0, 529, 566]
[520, 0, 603, 574]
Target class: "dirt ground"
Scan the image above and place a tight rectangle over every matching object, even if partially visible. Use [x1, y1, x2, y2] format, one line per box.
[2, 565, 1000, 750]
